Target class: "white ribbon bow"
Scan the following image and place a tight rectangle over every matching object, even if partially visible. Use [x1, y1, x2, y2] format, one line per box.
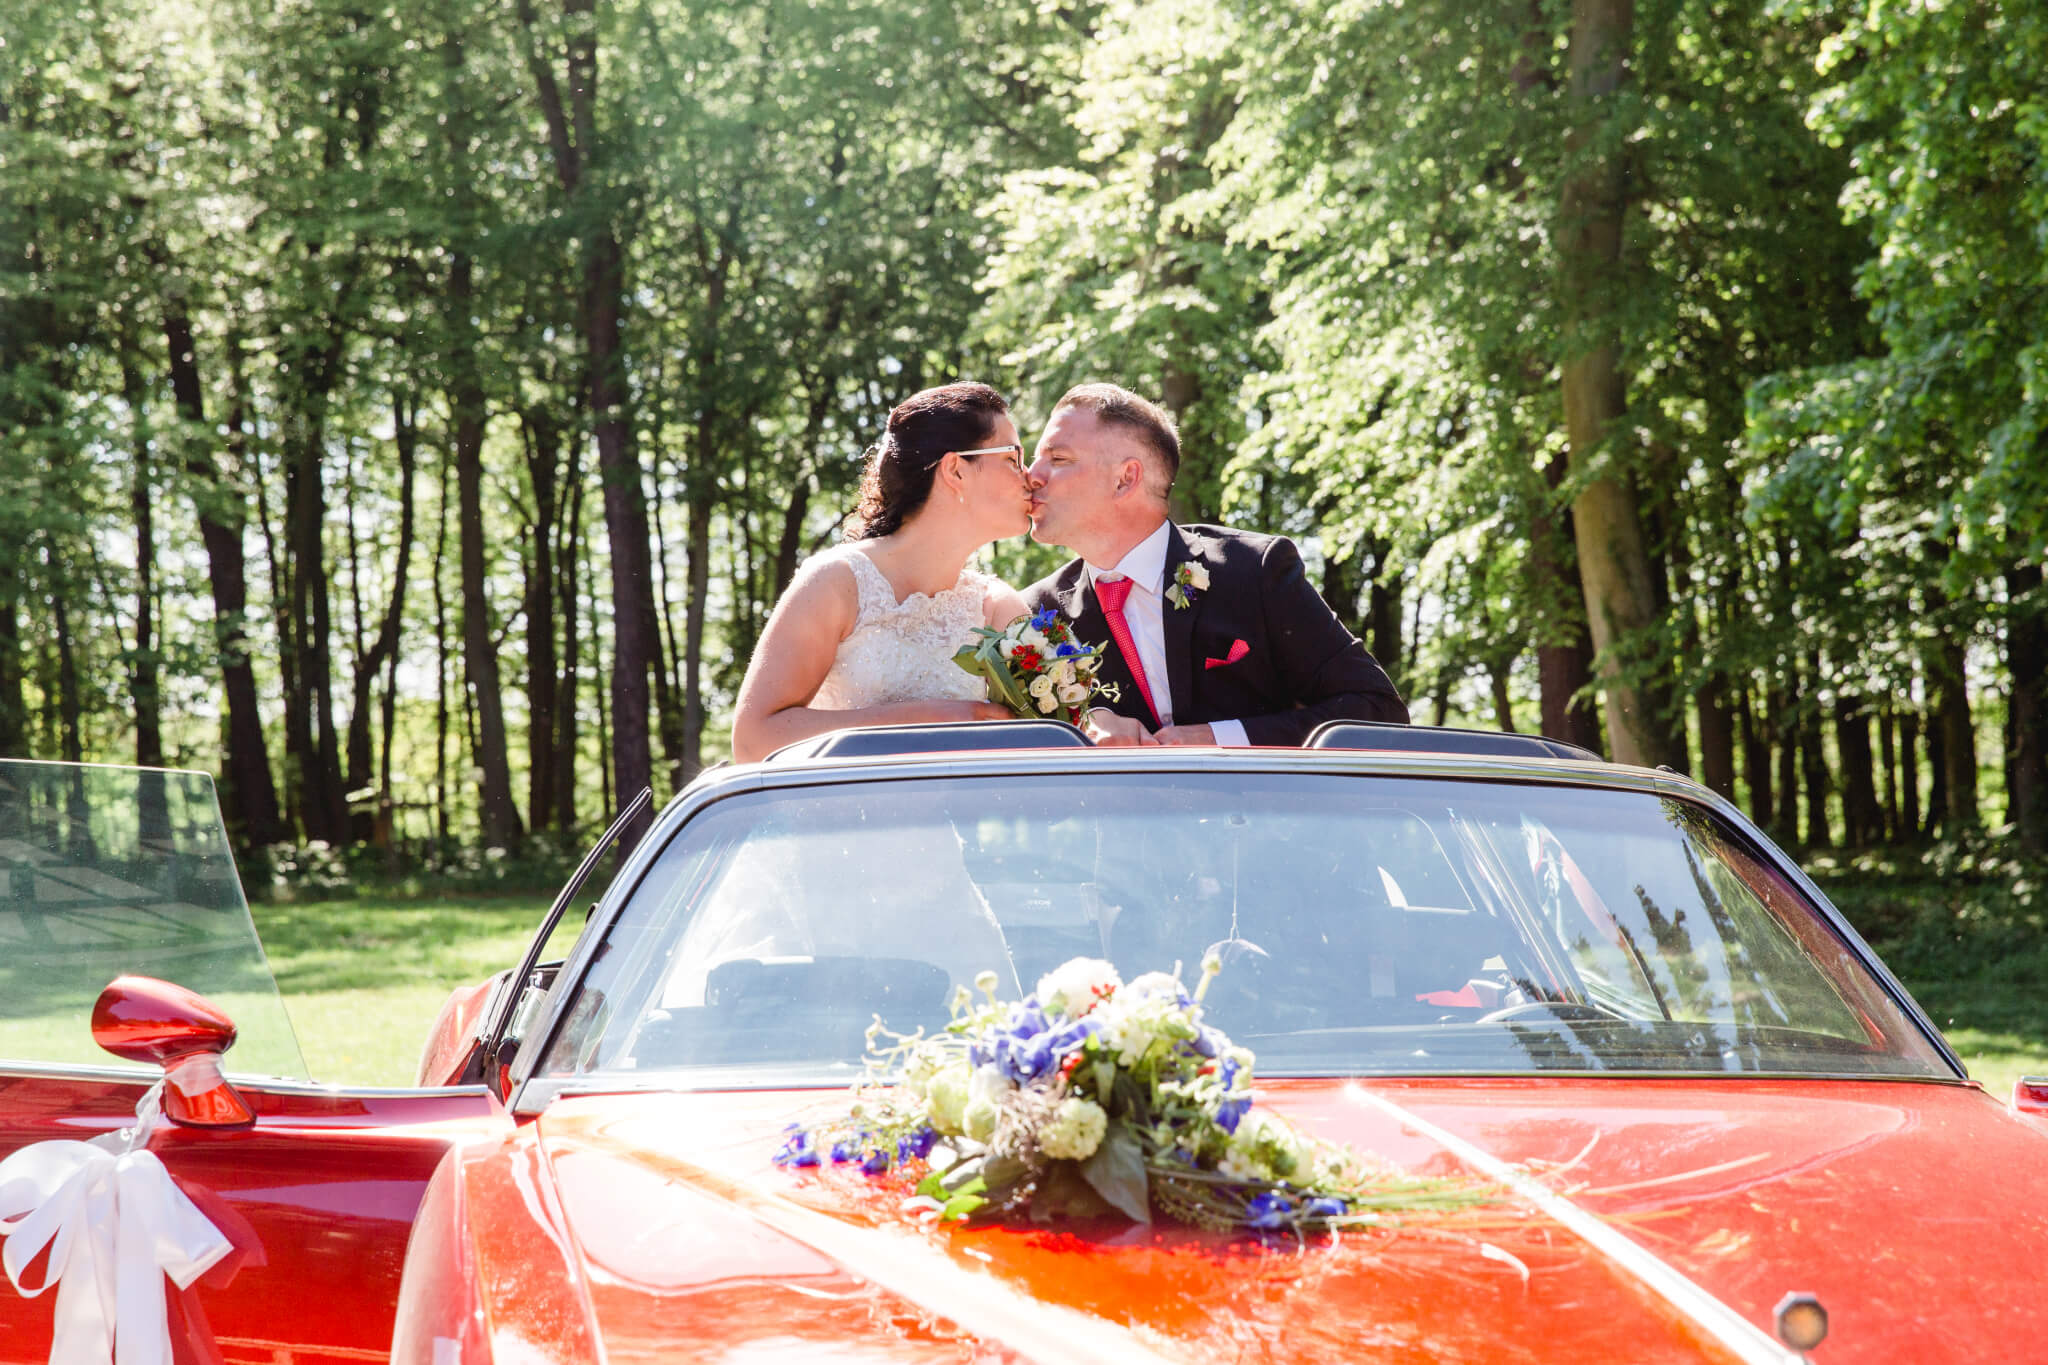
[0, 1083, 233, 1365]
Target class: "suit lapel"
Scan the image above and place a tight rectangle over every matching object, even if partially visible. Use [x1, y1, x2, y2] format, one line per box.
[1161, 524, 1199, 721]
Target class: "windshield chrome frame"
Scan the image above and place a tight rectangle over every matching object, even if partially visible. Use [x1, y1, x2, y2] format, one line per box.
[508, 749, 1967, 1116]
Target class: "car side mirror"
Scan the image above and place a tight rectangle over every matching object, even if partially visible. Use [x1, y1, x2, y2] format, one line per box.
[92, 975, 257, 1128]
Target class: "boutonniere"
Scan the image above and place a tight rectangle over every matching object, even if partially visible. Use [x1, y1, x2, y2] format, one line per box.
[1165, 561, 1209, 610]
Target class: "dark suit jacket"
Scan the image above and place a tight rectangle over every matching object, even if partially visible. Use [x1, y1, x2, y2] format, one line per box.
[1022, 523, 1408, 746]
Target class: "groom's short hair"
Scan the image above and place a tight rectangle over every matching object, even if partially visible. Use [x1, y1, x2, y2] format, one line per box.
[1052, 383, 1179, 495]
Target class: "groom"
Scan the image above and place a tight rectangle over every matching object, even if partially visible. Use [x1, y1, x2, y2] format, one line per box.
[1022, 383, 1408, 747]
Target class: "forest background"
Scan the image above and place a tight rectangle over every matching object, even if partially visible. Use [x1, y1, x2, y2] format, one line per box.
[3, 0, 2045, 889]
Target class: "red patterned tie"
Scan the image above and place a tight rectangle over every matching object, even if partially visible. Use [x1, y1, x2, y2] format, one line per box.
[1094, 575, 1160, 727]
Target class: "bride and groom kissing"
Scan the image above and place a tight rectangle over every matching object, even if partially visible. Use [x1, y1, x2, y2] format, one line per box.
[729, 380, 1410, 762]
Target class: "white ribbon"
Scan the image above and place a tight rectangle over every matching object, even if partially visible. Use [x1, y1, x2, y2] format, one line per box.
[0, 1083, 233, 1365]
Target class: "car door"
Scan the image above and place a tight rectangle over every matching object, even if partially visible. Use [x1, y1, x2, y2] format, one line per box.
[0, 762, 511, 1365]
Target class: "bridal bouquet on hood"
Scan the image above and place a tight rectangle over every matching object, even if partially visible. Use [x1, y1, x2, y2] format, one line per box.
[953, 609, 1118, 726]
[773, 954, 1493, 1234]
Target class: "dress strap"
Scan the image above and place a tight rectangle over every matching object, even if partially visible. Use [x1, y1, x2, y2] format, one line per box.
[839, 548, 898, 625]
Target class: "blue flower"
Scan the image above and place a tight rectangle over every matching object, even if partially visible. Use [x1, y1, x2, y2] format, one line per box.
[861, 1149, 891, 1175]
[1193, 1026, 1227, 1058]
[898, 1126, 939, 1163]
[773, 1130, 821, 1168]
[1245, 1193, 1294, 1229]
[1030, 608, 1059, 631]
[1215, 1093, 1252, 1134]
[1304, 1197, 1348, 1219]
[829, 1139, 857, 1164]
[1055, 643, 1078, 657]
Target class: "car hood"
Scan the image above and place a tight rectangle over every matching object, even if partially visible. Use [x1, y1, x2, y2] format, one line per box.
[528, 1076, 2048, 1363]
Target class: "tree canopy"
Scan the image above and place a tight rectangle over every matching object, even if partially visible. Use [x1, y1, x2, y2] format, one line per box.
[2, 0, 2040, 862]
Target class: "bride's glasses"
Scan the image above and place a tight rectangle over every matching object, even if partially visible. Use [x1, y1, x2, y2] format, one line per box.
[951, 443, 1026, 475]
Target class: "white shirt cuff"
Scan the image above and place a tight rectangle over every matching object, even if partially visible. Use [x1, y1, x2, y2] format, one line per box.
[1210, 719, 1250, 747]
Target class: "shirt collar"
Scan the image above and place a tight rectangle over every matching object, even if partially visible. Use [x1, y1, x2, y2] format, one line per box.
[1085, 520, 1172, 596]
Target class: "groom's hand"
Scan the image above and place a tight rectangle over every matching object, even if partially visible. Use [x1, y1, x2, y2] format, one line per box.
[1154, 723, 1217, 746]
[1086, 710, 1158, 747]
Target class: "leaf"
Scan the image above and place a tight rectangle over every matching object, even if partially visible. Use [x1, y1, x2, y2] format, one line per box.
[1032, 1161, 1117, 1222]
[1078, 1122, 1151, 1224]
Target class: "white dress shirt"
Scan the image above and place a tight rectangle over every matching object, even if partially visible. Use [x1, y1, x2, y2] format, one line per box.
[1085, 521, 1249, 747]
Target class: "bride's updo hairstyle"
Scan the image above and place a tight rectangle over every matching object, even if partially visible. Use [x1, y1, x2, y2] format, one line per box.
[846, 381, 1011, 541]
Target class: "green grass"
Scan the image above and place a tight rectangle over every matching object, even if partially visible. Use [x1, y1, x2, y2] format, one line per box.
[250, 893, 576, 1085]
[1809, 845, 2048, 1098]
[247, 854, 2048, 1091]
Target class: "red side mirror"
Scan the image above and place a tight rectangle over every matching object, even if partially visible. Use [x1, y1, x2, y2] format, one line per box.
[2013, 1076, 2048, 1118]
[92, 975, 257, 1128]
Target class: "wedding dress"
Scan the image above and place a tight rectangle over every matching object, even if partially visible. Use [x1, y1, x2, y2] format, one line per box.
[809, 545, 994, 709]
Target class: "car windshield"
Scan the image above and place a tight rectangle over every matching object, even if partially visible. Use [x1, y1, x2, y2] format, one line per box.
[539, 769, 1951, 1086]
[0, 760, 309, 1080]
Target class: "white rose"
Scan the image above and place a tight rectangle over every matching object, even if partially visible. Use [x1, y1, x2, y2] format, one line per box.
[924, 1061, 973, 1134]
[1021, 626, 1050, 650]
[998, 637, 1022, 658]
[1053, 659, 1078, 686]
[1040, 1097, 1109, 1161]
[1057, 682, 1089, 706]
[1183, 563, 1211, 591]
[962, 1096, 1000, 1143]
[1036, 957, 1122, 1016]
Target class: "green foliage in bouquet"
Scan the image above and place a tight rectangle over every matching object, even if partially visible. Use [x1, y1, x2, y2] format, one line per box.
[953, 609, 1117, 725]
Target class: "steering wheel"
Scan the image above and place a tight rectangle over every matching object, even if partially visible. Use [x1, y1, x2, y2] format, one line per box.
[1478, 997, 1633, 1025]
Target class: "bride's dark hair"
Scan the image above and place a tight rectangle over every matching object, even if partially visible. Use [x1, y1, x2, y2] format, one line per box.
[846, 381, 1011, 541]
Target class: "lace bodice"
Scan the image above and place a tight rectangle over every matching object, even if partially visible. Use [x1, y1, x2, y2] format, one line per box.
[811, 546, 993, 710]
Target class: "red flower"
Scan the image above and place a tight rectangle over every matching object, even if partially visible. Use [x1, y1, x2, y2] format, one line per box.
[1012, 646, 1043, 672]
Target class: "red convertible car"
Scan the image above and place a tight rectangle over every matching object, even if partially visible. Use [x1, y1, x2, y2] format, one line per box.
[3, 726, 2046, 1364]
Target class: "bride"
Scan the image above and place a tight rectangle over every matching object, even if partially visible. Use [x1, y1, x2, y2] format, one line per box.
[730, 381, 1034, 763]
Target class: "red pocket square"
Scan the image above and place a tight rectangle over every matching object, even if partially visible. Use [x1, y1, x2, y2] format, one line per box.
[1205, 639, 1251, 670]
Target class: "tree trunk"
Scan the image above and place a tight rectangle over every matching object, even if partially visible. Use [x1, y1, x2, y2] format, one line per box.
[449, 254, 524, 851]
[1878, 706, 1899, 841]
[1698, 675, 1736, 799]
[162, 302, 286, 844]
[554, 433, 586, 831]
[345, 392, 417, 846]
[516, 0, 657, 844]
[433, 449, 453, 847]
[1557, 0, 1675, 769]
[1739, 683, 1772, 829]
[1800, 653, 1831, 848]
[46, 545, 83, 765]
[0, 563, 21, 755]
[2007, 564, 2048, 850]
[1533, 456, 1602, 752]
[682, 479, 713, 775]
[1899, 708, 1921, 839]
[1772, 676, 1800, 847]
[1368, 565, 1405, 689]
[118, 346, 163, 772]
[281, 328, 351, 845]
[1835, 693, 1881, 847]
[1933, 638, 1980, 834]
[1490, 669, 1516, 733]
[522, 407, 561, 833]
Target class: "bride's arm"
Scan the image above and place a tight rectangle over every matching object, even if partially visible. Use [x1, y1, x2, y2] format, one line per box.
[983, 581, 1030, 628]
[730, 561, 1007, 762]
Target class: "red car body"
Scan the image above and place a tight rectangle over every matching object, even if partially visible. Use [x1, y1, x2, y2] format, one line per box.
[4, 737, 2046, 1363]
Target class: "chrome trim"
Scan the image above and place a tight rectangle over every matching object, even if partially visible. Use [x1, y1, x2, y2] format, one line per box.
[508, 745, 1967, 1112]
[0, 1056, 497, 1100]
